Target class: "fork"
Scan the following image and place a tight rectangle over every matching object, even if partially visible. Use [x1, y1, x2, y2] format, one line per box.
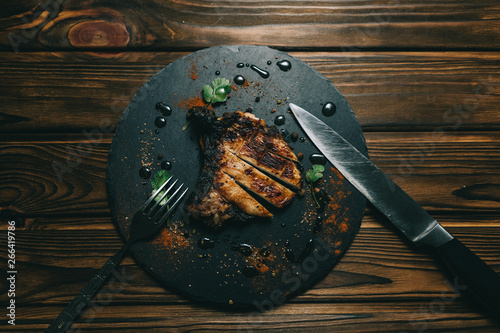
[46, 176, 188, 332]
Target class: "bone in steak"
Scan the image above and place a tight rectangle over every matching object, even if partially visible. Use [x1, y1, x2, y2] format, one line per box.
[185, 107, 302, 228]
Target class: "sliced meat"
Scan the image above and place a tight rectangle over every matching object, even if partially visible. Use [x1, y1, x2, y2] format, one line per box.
[221, 152, 295, 208]
[185, 107, 302, 228]
[216, 171, 272, 218]
[227, 141, 302, 190]
[187, 170, 272, 229]
[250, 127, 299, 162]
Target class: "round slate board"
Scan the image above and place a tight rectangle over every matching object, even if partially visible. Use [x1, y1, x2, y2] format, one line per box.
[106, 45, 367, 308]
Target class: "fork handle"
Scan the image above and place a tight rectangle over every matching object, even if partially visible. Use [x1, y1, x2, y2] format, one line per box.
[46, 242, 131, 332]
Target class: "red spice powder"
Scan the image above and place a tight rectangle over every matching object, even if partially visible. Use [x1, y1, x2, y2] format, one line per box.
[257, 265, 269, 274]
[325, 213, 337, 226]
[177, 96, 211, 110]
[332, 167, 344, 180]
[245, 246, 274, 274]
[153, 227, 189, 250]
[189, 63, 198, 80]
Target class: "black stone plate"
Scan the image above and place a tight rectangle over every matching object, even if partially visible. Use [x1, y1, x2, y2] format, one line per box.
[106, 45, 367, 308]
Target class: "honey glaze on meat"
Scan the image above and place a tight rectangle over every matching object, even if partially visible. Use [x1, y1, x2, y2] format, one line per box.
[185, 107, 303, 228]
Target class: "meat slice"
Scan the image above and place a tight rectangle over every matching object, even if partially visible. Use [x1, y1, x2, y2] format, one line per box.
[220, 152, 295, 208]
[185, 107, 302, 228]
[187, 169, 272, 229]
[227, 141, 302, 190]
[251, 127, 299, 162]
[215, 171, 272, 217]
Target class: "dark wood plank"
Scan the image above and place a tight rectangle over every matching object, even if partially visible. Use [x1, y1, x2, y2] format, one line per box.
[0, 138, 111, 216]
[1, 1, 499, 332]
[8, 211, 500, 233]
[5, 226, 500, 303]
[1, 132, 499, 216]
[3, 302, 498, 332]
[1, 51, 499, 133]
[1, 0, 500, 51]
[3, 302, 499, 332]
[2, 227, 499, 302]
[0, 227, 498, 331]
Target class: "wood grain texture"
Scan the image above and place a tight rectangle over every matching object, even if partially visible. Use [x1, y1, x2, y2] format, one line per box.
[1, 302, 498, 332]
[0, 226, 498, 331]
[1, 51, 499, 134]
[1, 132, 499, 330]
[3, 227, 499, 303]
[1, 0, 500, 51]
[2, 132, 499, 217]
[0, 139, 110, 216]
[1, 1, 500, 329]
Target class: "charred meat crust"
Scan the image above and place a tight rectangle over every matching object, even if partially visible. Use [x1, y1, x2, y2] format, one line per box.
[185, 107, 302, 229]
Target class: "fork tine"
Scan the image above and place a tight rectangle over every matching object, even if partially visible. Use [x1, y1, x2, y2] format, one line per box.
[160, 182, 184, 209]
[142, 175, 173, 210]
[151, 183, 184, 222]
[146, 179, 179, 217]
[156, 186, 189, 226]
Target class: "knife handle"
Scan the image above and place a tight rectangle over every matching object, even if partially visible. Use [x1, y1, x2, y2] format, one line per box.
[436, 237, 500, 317]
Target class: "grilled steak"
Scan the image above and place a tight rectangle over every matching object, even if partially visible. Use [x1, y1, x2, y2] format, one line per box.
[185, 107, 302, 228]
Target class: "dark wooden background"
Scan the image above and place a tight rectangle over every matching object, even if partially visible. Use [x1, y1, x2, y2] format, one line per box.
[1, 0, 500, 331]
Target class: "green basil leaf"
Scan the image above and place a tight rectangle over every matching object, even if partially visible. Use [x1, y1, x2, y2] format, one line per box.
[212, 87, 229, 103]
[212, 77, 230, 90]
[151, 169, 171, 191]
[202, 85, 214, 103]
[306, 164, 324, 183]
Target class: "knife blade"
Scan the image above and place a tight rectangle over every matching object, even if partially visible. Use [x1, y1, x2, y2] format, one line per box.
[289, 102, 500, 317]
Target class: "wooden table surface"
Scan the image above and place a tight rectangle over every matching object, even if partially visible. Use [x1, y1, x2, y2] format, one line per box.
[1, 1, 500, 332]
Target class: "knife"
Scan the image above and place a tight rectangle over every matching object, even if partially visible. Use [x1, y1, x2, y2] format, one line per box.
[289, 102, 500, 317]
